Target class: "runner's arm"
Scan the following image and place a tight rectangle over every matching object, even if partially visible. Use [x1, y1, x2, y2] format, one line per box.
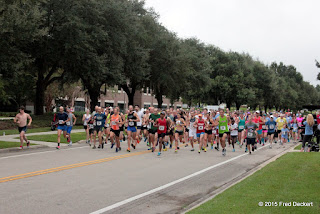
[73, 114, 77, 125]
[27, 114, 32, 126]
[134, 113, 140, 122]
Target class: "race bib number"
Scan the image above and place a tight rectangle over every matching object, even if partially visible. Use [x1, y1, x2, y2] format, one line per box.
[106, 124, 110, 128]
[59, 120, 64, 125]
[112, 121, 116, 125]
[198, 126, 203, 130]
[97, 121, 102, 126]
[129, 121, 134, 126]
[262, 125, 267, 129]
[269, 125, 274, 129]
[89, 124, 94, 129]
[221, 126, 226, 131]
[239, 125, 244, 130]
[248, 133, 253, 137]
[159, 126, 165, 131]
[279, 119, 283, 123]
[298, 122, 302, 127]
[93, 121, 96, 126]
[66, 121, 71, 126]
[282, 131, 286, 135]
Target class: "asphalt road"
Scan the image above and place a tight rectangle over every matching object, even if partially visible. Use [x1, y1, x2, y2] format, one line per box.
[0, 140, 295, 214]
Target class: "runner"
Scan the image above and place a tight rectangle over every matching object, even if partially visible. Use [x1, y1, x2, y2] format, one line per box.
[110, 107, 123, 152]
[174, 113, 185, 153]
[55, 106, 70, 149]
[238, 112, 246, 148]
[93, 107, 106, 149]
[188, 111, 197, 151]
[82, 109, 91, 144]
[184, 111, 189, 146]
[261, 114, 268, 146]
[301, 114, 314, 152]
[154, 111, 170, 156]
[245, 115, 258, 154]
[142, 108, 150, 146]
[103, 108, 111, 145]
[292, 118, 299, 142]
[204, 113, 214, 151]
[215, 109, 230, 156]
[280, 124, 289, 148]
[127, 105, 140, 152]
[135, 105, 144, 144]
[297, 113, 304, 141]
[14, 106, 32, 149]
[253, 111, 263, 148]
[196, 114, 206, 154]
[66, 107, 76, 146]
[276, 114, 287, 145]
[266, 115, 276, 148]
[165, 110, 175, 149]
[87, 116, 95, 146]
[230, 118, 238, 152]
[148, 107, 160, 152]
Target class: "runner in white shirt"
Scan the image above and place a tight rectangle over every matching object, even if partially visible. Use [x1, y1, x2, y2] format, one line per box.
[135, 105, 144, 143]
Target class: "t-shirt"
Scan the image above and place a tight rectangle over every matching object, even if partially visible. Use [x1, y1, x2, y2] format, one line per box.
[149, 113, 160, 131]
[303, 121, 313, 135]
[136, 110, 144, 126]
[276, 118, 287, 130]
[67, 113, 74, 127]
[266, 120, 276, 133]
[253, 116, 263, 130]
[57, 112, 68, 126]
[94, 113, 106, 127]
[230, 123, 238, 136]
[281, 128, 289, 138]
[245, 122, 258, 139]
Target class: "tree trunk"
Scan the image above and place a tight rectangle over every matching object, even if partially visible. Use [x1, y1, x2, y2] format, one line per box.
[122, 84, 136, 106]
[89, 88, 100, 112]
[35, 76, 45, 115]
[156, 94, 163, 109]
[235, 102, 241, 110]
[226, 101, 231, 110]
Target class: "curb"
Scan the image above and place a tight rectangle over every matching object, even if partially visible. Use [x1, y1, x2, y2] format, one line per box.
[0, 145, 49, 154]
[181, 143, 296, 213]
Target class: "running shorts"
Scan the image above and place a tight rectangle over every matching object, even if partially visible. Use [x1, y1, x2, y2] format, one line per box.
[127, 126, 137, 132]
[18, 126, 27, 133]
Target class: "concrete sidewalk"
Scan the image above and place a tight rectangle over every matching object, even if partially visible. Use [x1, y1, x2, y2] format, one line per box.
[0, 129, 85, 148]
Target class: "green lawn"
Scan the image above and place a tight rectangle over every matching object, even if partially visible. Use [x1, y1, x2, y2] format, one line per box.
[0, 141, 36, 149]
[189, 153, 320, 214]
[24, 132, 87, 144]
[295, 144, 302, 150]
[1, 126, 83, 135]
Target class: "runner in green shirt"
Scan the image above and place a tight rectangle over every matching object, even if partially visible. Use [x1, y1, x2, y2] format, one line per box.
[215, 109, 230, 156]
[148, 107, 160, 152]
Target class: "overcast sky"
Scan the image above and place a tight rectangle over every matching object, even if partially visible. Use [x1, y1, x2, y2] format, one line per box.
[145, 0, 320, 85]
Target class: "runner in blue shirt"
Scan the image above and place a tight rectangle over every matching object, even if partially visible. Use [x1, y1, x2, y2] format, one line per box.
[266, 115, 276, 148]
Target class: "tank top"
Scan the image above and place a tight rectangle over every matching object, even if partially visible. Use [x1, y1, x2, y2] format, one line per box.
[197, 119, 205, 133]
[128, 112, 137, 127]
[111, 114, 120, 130]
[83, 114, 91, 126]
[157, 118, 167, 134]
[238, 118, 245, 130]
[67, 113, 73, 127]
[218, 116, 229, 133]
[189, 117, 196, 130]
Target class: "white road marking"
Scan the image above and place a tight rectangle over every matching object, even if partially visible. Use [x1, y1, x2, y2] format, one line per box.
[0, 146, 88, 160]
[90, 146, 265, 214]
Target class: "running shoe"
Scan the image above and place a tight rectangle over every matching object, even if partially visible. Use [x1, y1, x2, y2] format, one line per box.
[131, 143, 136, 149]
[262, 143, 264, 146]
[19, 146, 23, 150]
[222, 149, 226, 156]
[240, 144, 243, 148]
[111, 143, 115, 148]
[98, 145, 101, 149]
[232, 149, 235, 152]
[254, 145, 257, 150]
[163, 144, 166, 149]
[175, 149, 178, 153]
[27, 141, 30, 148]
[137, 139, 140, 144]
[147, 142, 150, 146]
[152, 147, 155, 152]
[170, 144, 172, 149]
[215, 146, 219, 151]
[92, 145, 96, 149]
[198, 150, 200, 154]
[204, 148, 207, 152]
[191, 148, 194, 151]
[163, 148, 167, 151]
[252, 146, 255, 152]
[249, 151, 252, 155]
[185, 144, 188, 147]
[127, 148, 131, 152]
[67, 137, 70, 143]
[119, 147, 121, 151]
[245, 147, 247, 152]
[56, 146, 60, 149]
[68, 142, 72, 146]
[157, 152, 161, 156]
[201, 147, 204, 151]
[101, 143, 104, 149]
[269, 145, 272, 149]
[177, 147, 180, 150]
[148, 147, 152, 150]
[116, 148, 118, 153]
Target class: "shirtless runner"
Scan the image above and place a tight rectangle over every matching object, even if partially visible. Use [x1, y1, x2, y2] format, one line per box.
[14, 106, 32, 149]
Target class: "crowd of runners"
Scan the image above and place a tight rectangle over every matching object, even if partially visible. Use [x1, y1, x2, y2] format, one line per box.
[14, 105, 319, 155]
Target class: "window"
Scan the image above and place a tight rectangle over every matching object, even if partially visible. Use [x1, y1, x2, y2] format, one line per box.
[144, 104, 151, 109]
[74, 101, 85, 112]
[118, 103, 125, 112]
[105, 102, 114, 107]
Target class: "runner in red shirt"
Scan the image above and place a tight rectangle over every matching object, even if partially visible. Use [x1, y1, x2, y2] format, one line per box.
[195, 114, 206, 153]
[154, 111, 170, 156]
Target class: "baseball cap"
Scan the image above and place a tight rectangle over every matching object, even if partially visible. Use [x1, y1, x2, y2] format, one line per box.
[198, 114, 203, 117]
[256, 110, 260, 114]
[160, 111, 165, 115]
[270, 115, 274, 118]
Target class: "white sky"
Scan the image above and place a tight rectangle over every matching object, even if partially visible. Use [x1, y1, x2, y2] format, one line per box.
[145, 0, 320, 85]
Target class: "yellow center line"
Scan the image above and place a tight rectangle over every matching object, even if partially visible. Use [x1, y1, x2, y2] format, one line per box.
[0, 150, 150, 183]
